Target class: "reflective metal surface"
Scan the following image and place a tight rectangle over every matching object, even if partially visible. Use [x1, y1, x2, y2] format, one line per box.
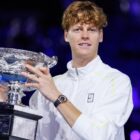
[0, 47, 57, 105]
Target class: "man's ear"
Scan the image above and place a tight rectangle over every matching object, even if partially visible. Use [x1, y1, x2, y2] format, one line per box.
[64, 31, 69, 42]
[99, 29, 103, 43]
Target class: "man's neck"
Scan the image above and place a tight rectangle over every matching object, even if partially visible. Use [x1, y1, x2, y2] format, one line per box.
[72, 55, 97, 68]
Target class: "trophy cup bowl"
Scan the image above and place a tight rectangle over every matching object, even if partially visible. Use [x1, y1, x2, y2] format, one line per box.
[0, 47, 57, 105]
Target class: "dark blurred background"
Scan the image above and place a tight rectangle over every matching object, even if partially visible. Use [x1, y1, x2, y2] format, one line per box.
[0, 0, 140, 139]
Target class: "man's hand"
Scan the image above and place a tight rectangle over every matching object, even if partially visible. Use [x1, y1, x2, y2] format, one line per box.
[21, 64, 61, 102]
[0, 85, 9, 102]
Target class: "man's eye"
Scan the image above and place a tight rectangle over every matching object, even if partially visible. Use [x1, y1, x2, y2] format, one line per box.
[89, 28, 97, 32]
[73, 28, 81, 31]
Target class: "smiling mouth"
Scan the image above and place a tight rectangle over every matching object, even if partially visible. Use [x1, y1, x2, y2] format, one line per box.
[78, 43, 91, 48]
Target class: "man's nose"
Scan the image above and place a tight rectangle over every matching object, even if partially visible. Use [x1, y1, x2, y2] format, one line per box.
[81, 31, 89, 40]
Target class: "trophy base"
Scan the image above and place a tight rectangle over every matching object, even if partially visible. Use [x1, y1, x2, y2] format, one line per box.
[0, 102, 42, 140]
[0, 135, 28, 140]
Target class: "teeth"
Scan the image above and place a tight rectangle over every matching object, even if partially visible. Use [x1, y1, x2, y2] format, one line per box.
[79, 43, 90, 47]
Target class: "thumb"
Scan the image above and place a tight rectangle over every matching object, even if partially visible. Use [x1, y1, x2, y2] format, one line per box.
[39, 67, 50, 75]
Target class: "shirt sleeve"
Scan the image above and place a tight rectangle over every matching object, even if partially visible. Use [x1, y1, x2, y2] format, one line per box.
[72, 74, 133, 140]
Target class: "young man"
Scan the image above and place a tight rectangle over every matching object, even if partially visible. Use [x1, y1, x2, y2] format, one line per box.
[1, 1, 133, 140]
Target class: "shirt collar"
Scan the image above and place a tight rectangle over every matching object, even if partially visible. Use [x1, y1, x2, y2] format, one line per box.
[67, 55, 103, 79]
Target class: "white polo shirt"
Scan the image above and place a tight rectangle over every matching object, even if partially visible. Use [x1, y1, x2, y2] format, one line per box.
[30, 55, 133, 140]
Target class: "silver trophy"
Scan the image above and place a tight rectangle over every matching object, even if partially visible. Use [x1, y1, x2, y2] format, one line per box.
[0, 47, 57, 105]
[0, 47, 57, 140]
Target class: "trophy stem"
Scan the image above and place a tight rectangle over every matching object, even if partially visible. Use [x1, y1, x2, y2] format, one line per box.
[8, 81, 25, 105]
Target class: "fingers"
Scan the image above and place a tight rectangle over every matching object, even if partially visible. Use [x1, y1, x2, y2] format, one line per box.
[21, 64, 51, 91]
[25, 64, 50, 75]
[21, 72, 39, 82]
[25, 64, 43, 77]
[21, 64, 50, 83]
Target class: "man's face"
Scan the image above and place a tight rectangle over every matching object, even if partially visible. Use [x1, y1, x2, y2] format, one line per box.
[64, 23, 103, 60]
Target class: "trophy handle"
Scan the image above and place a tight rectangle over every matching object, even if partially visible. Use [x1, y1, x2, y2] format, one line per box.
[40, 53, 58, 68]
